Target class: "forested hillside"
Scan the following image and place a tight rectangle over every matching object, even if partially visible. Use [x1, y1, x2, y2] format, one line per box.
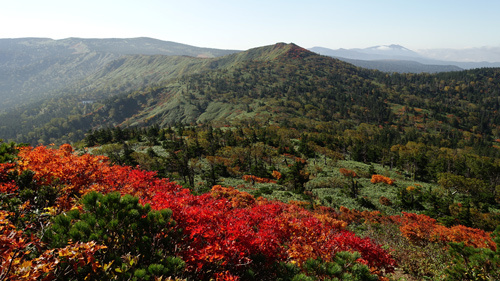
[2, 42, 500, 280]
[1, 43, 500, 149]
[0, 37, 238, 110]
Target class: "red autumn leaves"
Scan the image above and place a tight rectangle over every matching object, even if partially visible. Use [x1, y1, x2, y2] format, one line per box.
[2, 144, 496, 280]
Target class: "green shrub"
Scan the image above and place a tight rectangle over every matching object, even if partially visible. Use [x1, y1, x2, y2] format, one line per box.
[298, 252, 378, 281]
[44, 191, 185, 280]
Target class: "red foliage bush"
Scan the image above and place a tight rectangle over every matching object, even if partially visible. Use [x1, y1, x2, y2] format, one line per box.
[144, 182, 396, 276]
[3, 145, 397, 279]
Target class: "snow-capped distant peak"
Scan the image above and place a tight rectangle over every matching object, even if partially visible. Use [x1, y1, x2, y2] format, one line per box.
[369, 44, 409, 51]
[360, 44, 421, 58]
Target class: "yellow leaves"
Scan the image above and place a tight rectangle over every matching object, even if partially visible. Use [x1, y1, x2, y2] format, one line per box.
[42, 206, 59, 216]
[103, 260, 114, 272]
[1, 241, 107, 280]
[56, 241, 107, 273]
[19, 200, 31, 211]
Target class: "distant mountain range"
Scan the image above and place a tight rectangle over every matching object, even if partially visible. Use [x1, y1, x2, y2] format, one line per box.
[1, 37, 500, 113]
[309, 45, 500, 73]
[0, 37, 239, 111]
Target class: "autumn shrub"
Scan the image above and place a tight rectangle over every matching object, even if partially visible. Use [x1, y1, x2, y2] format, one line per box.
[211, 185, 256, 208]
[242, 174, 277, 184]
[379, 196, 392, 206]
[444, 226, 500, 281]
[354, 222, 451, 279]
[146, 184, 396, 279]
[2, 144, 397, 280]
[370, 174, 394, 185]
[339, 168, 358, 178]
[336, 206, 393, 225]
[399, 212, 496, 250]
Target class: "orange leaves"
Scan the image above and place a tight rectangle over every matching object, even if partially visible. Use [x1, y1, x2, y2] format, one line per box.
[0, 163, 15, 179]
[10, 144, 167, 211]
[211, 185, 255, 208]
[16, 145, 111, 209]
[272, 170, 282, 180]
[242, 174, 277, 184]
[337, 206, 391, 225]
[17, 145, 107, 186]
[2, 240, 106, 281]
[56, 241, 106, 273]
[311, 213, 347, 230]
[371, 174, 394, 185]
[0, 163, 18, 195]
[0, 181, 17, 194]
[399, 212, 495, 250]
[339, 168, 357, 178]
[0, 211, 32, 274]
[214, 270, 240, 281]
[0, 211, 106, 281]
[399, 212, 437, 246]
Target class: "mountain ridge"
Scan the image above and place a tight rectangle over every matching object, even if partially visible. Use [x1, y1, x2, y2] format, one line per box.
[0, 37, 240, 111]
[0, 42, 370, 143]
[1, 41, 500, 147]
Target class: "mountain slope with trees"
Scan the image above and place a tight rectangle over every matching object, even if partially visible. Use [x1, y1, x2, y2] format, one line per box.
[0, 37, 239, 111]
[0, 43, 389, 143]
[2, 42, 500, 150]
[2, 41, 500, 280]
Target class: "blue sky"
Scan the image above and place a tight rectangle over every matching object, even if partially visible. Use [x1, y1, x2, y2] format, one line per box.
[1, 0, 499, 51]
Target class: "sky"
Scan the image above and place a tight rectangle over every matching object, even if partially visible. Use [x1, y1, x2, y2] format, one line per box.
[1, 0, 500, 54]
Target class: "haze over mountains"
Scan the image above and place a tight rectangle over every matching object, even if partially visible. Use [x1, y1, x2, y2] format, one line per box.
[310, 44, 500, 73]
[2, 37, 499, 112]
[0, 37, 238, 110]
[1, 37, 499, 147]
[2, 37, 500, 113]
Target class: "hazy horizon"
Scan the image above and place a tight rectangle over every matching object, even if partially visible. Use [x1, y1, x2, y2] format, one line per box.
[2, 0, 500, 62]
